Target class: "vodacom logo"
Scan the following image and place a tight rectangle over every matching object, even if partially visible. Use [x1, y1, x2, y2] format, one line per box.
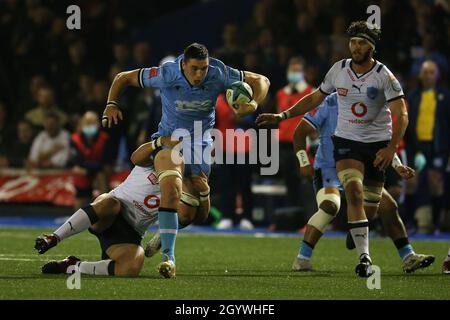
[351, 102, 368, 117]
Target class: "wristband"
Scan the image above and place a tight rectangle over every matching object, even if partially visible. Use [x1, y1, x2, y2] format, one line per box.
[392, 153, 402, 169]
[107, 101, 119, 107]
[281, 110, 291, 120]
[199, 188, 210, 202]
[296, 150, 310, 167]
[150, 137, 162, 150]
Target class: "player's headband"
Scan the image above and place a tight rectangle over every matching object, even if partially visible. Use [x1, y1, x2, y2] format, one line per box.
[350, 33, 376, 50]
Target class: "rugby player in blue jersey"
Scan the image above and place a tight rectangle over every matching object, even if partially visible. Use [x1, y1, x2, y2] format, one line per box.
[102, 43, 270, 277]
[291, 93, 434, 273]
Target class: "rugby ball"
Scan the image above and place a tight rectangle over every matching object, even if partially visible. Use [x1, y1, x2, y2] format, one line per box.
[226, 81, 253, 109]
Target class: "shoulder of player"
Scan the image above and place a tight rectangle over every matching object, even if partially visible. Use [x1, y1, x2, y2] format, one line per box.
[373, 62, 396, 81]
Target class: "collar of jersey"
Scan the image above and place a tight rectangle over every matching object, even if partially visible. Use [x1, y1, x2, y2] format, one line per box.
[349, 59, 378, 79]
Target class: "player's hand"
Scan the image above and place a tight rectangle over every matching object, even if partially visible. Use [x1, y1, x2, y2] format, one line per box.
[395, 165, 415, 180]
[160, 136, 181, 149]
[102, 105, 123, 128]
[190, 172, 209, 194]
[299, 164, 313, 180]
[374, 145, 397, 170]
[255, 113, 282, 126]
[233, 100, 258, 117]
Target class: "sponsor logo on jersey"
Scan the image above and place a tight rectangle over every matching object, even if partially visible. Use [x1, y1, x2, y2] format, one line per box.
[366, 86, 379, 99]
[352, 84, 363, 93]
[346, 69, 356, 81]
[391, 79, 402, 92]
[147, 172, 158, 185]
[149, 67, 158, 78]
[175, 100, 213, 112]
[351, 102, 368, 117]
[337, 88, 348, 96]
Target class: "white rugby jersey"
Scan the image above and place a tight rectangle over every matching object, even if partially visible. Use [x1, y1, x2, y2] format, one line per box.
[111, 165, 161, 235]
[319, 59, 404, 143]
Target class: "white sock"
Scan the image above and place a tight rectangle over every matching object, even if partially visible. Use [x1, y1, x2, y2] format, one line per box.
[53, 207, 98, 241]
[349, 220, 369, 259]
[77, 260, 115, 276]
[446, 248, 450, 262]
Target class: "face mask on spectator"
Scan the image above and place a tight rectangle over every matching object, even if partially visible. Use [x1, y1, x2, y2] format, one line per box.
[82, 125, 98, 137]
[287, 71, 304, 84]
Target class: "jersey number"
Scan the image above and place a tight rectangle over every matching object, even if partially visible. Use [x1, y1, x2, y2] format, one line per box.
[144, 194, 160, 209]
[351, 102, 368, 117]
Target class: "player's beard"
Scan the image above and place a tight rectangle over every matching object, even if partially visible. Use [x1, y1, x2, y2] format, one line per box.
[351, 49, 371, 65]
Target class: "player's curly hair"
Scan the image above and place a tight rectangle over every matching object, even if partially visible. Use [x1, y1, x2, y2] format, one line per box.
[347, 20, 381, 45]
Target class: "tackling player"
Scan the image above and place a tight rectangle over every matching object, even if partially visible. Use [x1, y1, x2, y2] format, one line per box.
[256, 21, 408, 277]
[102, 43, 270, 277]
[291, 93, 435, 273]
[34, 137, 208, 278]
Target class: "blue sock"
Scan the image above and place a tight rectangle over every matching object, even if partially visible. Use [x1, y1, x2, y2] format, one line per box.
[398, 244, 414, 261]
[299, 240, 314, 260]
[158, 208, 178, 262]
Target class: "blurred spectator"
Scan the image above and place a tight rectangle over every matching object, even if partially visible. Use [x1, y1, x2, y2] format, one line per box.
[215, 94, 255, 230]
[329, 16, 347, 61]
[406, 60, 450, 232]
[214, 23, 244, 69]
[25, 86, 68, 128]
[70, 111, 110, 208]
[410, 33, 449, 78]
[276, 57, 314, 207]
[17, 74, 47, 120]
[28, 112, 70, 169]
[6, 119, 35, 168]
[133, 41, 152, 67]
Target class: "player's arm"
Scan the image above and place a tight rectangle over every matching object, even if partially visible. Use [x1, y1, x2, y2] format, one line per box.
[131, 137, 181, 167]
[374, 98, 409, 170]
[293, 119, 317, 178]
[103, 69, 141, 128]
[233, 71, 270, 117]
[256, 89, 326, 126]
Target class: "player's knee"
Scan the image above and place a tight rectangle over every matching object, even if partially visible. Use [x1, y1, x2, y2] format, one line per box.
[316, 189, 341, 216]
[92, 196, 120, 217]
[346, 184, 364, 205]
[320, 200, 339, 216]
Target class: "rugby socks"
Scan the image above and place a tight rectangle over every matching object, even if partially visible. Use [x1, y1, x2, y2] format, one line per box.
[298, 240, 314, 260]
[54, 205, 99, 241]
[75, 260, 115, 276]
[348, 220, 370, 259]
[394, 237, 415, 261]
[158, 208, 178, 262]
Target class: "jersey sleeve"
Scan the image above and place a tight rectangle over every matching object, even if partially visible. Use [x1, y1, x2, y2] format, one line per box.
[380, 66, 405, 102]
[319, 60, 341, 95]
[212, 58, 244, 89]
[139, 64, 174, 89]
[303, 102, 328, 131]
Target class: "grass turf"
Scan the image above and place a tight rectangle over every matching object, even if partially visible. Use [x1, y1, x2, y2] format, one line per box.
[0, 227, 448, 300]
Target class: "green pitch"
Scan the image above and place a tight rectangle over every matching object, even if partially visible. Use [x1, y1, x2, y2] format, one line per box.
[0, 227, 448, 299]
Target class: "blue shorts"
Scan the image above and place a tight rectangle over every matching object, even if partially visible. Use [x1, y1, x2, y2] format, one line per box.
[151, 132, 211, 177]
[313, 167, 341, 194]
